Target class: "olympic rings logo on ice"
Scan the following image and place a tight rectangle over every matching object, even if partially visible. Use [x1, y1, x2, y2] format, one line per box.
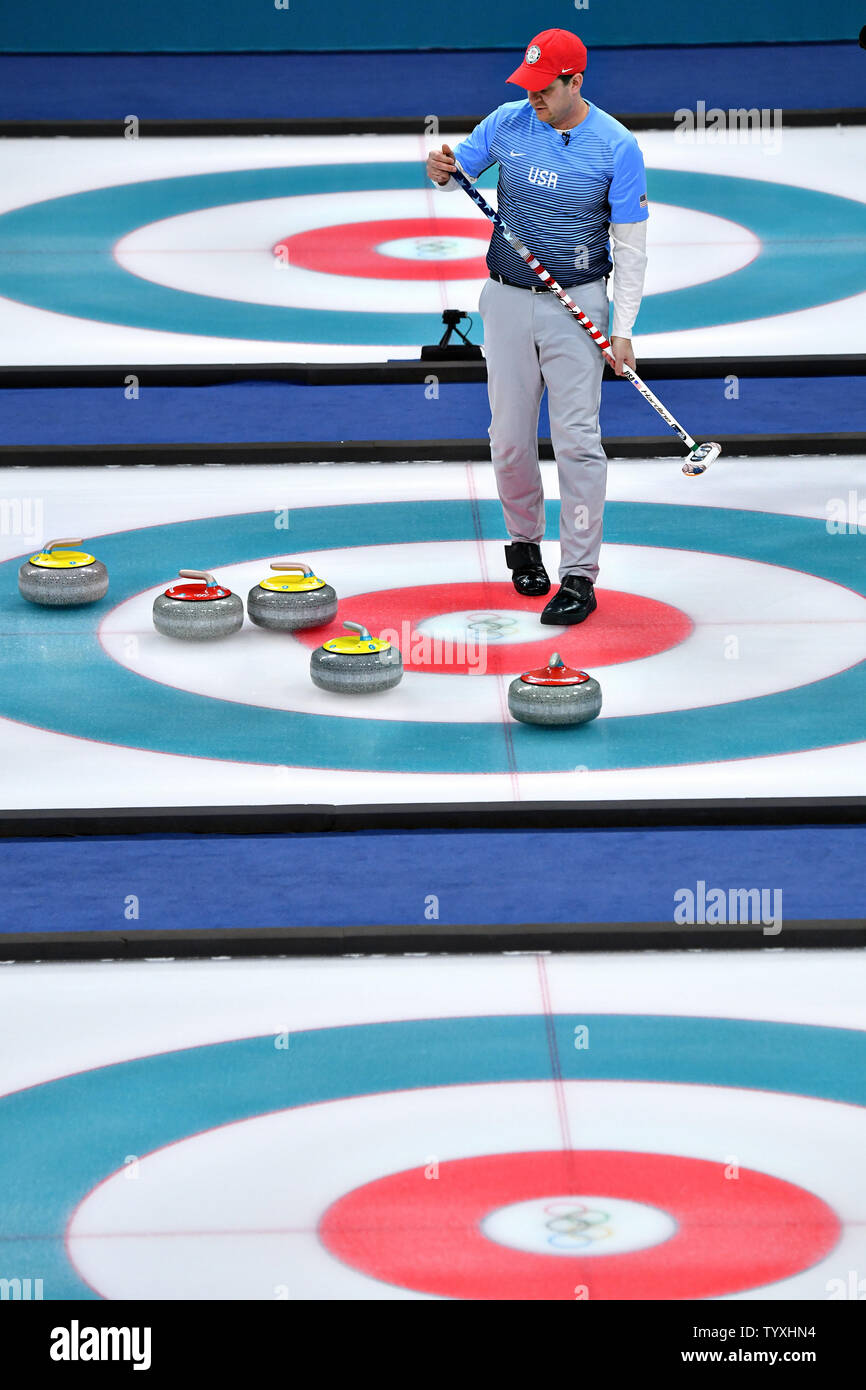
[464, 612, 520, 638]
[544, 1201, 613, 1250]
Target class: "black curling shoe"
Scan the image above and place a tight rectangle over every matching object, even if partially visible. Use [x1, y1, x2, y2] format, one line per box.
[504, 542, 551, 597]
[541, 574, 597, 625]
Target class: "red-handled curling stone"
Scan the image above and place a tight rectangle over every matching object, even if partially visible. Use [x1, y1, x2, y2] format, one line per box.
[152, 569, 244, 640]
[507, 651, 602, 725]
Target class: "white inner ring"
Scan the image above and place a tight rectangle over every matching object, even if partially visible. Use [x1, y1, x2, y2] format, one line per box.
[113, 194, 759, 311]
[66, 1079, 865, 1301]
[376, 235, 485, 262]
[481, 1194, 678, 1256]
[415, 608, 564, 644]
[98, 539, 866, 725]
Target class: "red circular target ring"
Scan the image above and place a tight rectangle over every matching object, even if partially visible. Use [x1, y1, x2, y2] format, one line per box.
[274, 218, 490, 280]
[294, 582, 692, 674]
[319, 1149, 840, 1301]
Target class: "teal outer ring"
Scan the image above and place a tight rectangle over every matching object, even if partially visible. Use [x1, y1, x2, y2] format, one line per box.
[0, 164, 864, 342]
[1, 1013, 860, 1299]
[0, 499, 863, 772]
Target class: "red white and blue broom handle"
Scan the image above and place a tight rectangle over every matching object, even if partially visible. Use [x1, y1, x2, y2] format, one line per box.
[450, 164, 699, 453]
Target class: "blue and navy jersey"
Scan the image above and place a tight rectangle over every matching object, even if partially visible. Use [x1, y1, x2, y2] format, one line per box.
[453, 100, 648, 287]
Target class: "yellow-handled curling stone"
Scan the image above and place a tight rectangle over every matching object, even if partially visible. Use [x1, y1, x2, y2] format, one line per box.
[18, 538, 109, 607]
[247, 560, 338, 631]
[508, 652, 602, 726]
[153, 569, 244, 640]
[310, 620, 403, 693]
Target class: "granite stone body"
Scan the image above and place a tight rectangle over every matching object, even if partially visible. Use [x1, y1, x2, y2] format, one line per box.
[247, 582, 338, 631]
[18, 560, 109, 607]
[310, 645, 403, 693]
[152, 591, 244, 640]
[507, 673, 602, 725]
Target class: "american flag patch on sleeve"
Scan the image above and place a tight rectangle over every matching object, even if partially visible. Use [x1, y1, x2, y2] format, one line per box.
[639, 193, 648, 206]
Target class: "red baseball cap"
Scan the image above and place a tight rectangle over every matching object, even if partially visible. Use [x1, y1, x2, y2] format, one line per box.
[507, 29, 587, 89]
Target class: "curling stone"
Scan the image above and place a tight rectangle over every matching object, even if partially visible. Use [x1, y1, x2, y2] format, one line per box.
[152, 569, 244, 640]
[247, 560, 338, 631]
[507, 652, 602, 726]
[18, 538, 109, 607]
[310, 620, 403, 694]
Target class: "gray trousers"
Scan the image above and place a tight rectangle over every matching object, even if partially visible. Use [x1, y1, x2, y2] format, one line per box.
[478, 275, 609, 582]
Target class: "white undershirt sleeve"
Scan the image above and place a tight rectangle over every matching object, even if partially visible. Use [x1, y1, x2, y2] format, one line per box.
[609, 220, 648, 340]
[431, 158, 475, 193]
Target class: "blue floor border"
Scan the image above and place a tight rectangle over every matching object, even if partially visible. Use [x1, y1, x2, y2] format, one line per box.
[0, 45, 862, 121]
[1, 377, 861, 447]
[1, 825, 864, 945]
